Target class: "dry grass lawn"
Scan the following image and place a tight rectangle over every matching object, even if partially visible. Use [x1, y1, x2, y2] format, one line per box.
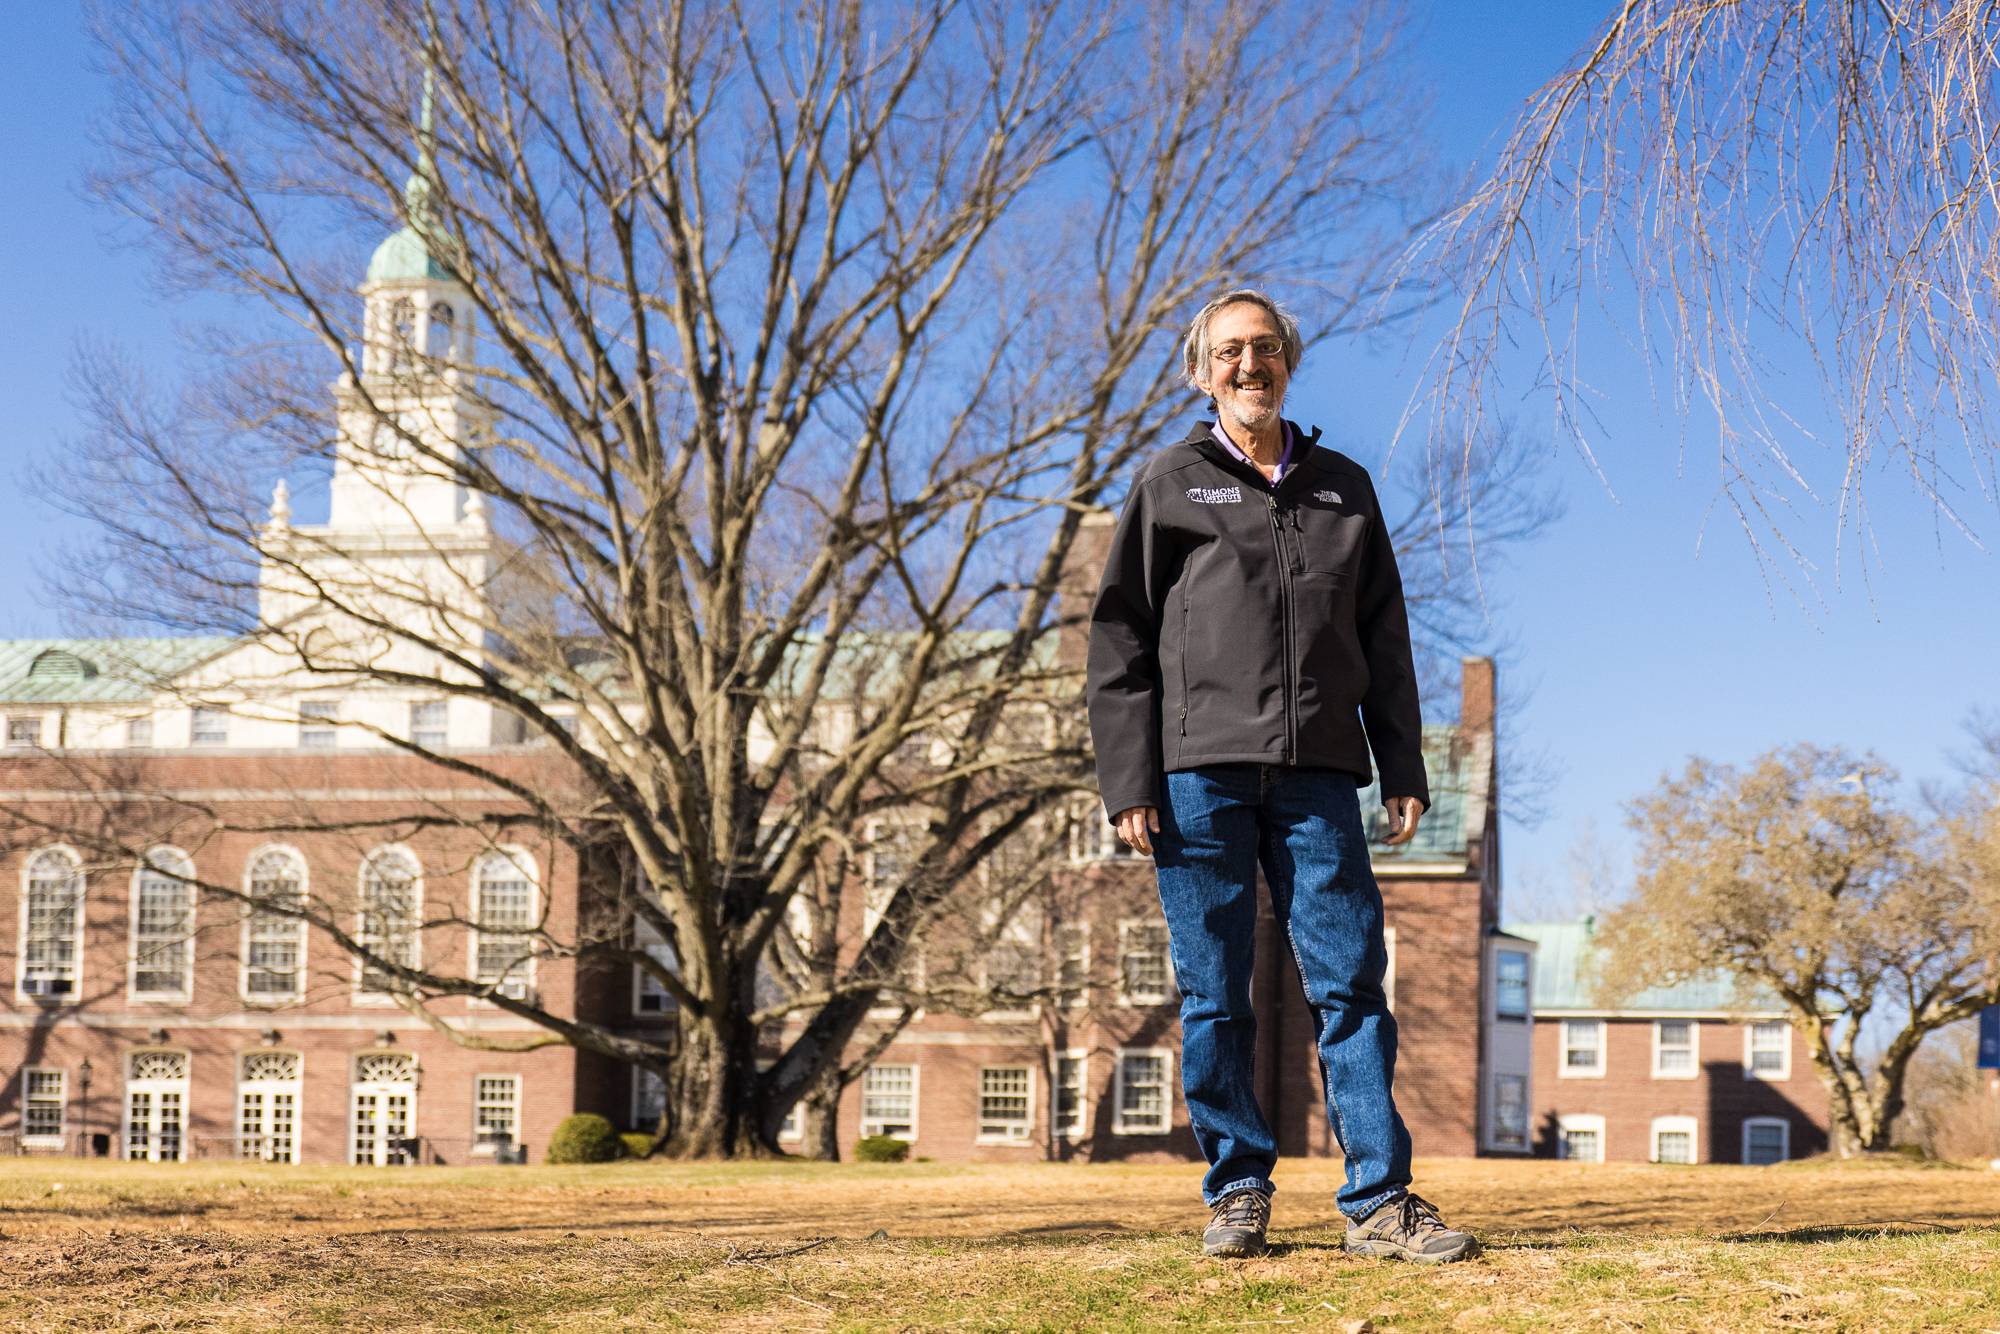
[1, 1155, 1997, 1331]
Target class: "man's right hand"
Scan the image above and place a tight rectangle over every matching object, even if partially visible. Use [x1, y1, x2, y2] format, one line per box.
[1114, 805, 1160, 856]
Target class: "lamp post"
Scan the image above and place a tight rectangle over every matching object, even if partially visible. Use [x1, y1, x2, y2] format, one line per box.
[76, 1058, 93, 1158]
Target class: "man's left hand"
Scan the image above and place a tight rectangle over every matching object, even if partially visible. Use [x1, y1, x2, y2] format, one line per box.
[1382, 795, 1426, 846]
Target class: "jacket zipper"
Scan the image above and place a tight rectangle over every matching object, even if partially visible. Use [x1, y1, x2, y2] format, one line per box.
[1265, 494, 1297, 764]
[1178, 585, 1190, 740]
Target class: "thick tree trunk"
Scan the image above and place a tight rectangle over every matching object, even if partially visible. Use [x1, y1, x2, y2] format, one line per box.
[661, 1013, 777, 1159]
[799, 1066, 843, 1162]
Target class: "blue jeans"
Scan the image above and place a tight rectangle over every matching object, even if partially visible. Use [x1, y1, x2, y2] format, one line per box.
[1152, 764, 1411, 1220]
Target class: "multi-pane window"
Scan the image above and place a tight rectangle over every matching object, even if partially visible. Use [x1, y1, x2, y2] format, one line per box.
[1115, 1050, 1170, 1135]
[633, 916, 678, 1015]
[21, 848, 83, 999]
[977, 1067, 1033, 1142]
[352, 1052, 418, 1166]
[298, 700, 339, 749]
[1492, 1074, 1528, 1151]
[1053, 1053, 1087, 1139]
[633, 1067, 666, 1131]
[475, 1076, 520, 1150]
[132, 848, 195, 997]
[1071, 810, 1144, 862]
[1558, 1115, 1604, 1162]
[1653, 1020, 1697, 1077]
[859, 1065, 917, 1140]
[1652, 1116, 1697, 1165]
[22, 1069, 66, 1144]
[410, 700, 448, 750]
[1054, 923, 1090, 1008]
[7, 716, 42, 748]
[1118, 920, 1172, 1004]
[980, 903, 1040, 1011]
[243, 849, 306, 1000]
[357, 848, 421, 994]
[1496, 950, 1530, 1020]
[126, 1050, 189, 1163]
[239, 1050, 301, 1163]
[191, 706, 229, 746]
[474, 851, 536, 1000]
[862, 825, 923, 1002]
[126, 717, 154, 748]
[1743, 1117, 1790, 1165]
[1746, 1021, 1790, 1079]
[1560, 1020, 1604, 1075]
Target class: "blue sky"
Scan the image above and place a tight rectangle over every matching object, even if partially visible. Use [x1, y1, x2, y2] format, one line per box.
[4, 4, 1995, 920]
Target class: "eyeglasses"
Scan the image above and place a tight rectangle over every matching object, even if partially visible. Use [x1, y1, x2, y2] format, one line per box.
[1210, 336, 1286, 364]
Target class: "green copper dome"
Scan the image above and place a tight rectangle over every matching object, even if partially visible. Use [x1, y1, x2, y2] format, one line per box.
[367, 224, 451, 282]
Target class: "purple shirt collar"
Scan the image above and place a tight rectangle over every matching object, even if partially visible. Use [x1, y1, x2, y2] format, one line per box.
[1211, 420, 1295, 486]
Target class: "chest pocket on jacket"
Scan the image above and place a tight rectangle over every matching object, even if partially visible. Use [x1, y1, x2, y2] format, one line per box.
[1287, 492, 1368, 577]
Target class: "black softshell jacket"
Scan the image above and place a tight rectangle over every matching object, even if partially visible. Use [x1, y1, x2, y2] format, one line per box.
[1085, 420, 1429, 821]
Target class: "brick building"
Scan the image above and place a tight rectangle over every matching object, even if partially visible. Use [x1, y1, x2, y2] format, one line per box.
[1510, 921, 1831, 1164]
[0, 184, 1533, 1167]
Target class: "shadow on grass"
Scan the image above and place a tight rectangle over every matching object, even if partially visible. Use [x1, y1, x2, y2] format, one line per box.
[1719, 1221, 1990, 1244]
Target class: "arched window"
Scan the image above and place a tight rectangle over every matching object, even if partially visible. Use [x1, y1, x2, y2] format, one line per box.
[131, 847, 196, 999]
[356, 847, 421, 995]
[426, 300, 455, 360]
[20, 847, 83, 999]
[242, 848, 306, 1001]
[351, 1051, 418, 1165]
[126, 1050, 189, 1162]
[239, 1050, 302, 1163]
[472, 849, 537, 1000]
[389, 296, 417, 370]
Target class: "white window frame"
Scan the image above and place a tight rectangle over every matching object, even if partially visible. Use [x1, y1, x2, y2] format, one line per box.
[128, 846, 197, 1003]
[1491, 1072, 1529, 1151]
[1557, 1112, 1605, 1163]
[1495, 947, 1531, 1022]
[1742, 1116, 1791, 1165]
[21, 1068, 66, 1148]
[1651, 1018, 1700, 1079]
[238, 1049, 303, 1164]
[472, 1074, 521, 1154]
[977, 900, 1041, 1021]
[125, 716, 153, 748]
[859, 1063, 919, 1142]
[975, 1066, 1036, 1145]
[1650, 1114, 1699, 1164]
[469, 846, 539, 1003]
[1113, 1047, 1173, 1136]
[1053, 1049, 1088, 1140]
[1558, 1018, 1607, 1079]
[1743, 1020, 1792, 1080]
[125, 1049, 191, 1163]
[861, 819, 925, 1017]
[1053, 922, 1090, 1009]
[190, 705, 229, 746]
[18, 845, 85, 1003]
[240, 845, 308, 1004]
[350, 1051, 419, 1166]
[354, 845, 423, 1002]
[6, 715, 43, 748]
[1117, 918, 1172, 1006]
[1069, 805, 1146, 863]
[298, 699, 339, 750]
[631, 916, 679, 1016]
[409, 699, 448, 750]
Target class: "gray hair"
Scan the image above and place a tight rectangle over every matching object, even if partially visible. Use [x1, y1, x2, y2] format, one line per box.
[1180, 288, 1303, 390]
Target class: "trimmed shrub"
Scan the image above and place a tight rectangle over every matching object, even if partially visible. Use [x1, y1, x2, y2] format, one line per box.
[620, 1132, 656, 1160]
[546, 1113, 623, 1164]
[854, 1134, 910, 1164]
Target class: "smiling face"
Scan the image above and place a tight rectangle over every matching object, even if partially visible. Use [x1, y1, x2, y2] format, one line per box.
[1197, 300, 1290, 439]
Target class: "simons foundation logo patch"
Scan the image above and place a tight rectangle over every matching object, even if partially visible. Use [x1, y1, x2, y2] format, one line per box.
[1186, 485, 1243, 505]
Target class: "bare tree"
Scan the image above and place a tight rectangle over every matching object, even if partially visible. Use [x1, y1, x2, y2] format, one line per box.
[1599, 744, 2000, 1156]
[1404, 0, 2000, 567]
[22, 0, 1539, 1157]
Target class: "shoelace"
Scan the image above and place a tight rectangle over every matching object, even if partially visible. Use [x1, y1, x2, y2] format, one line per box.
[1214, 1190, 1269, 1230]
[1396, 1193, 1448, 1236]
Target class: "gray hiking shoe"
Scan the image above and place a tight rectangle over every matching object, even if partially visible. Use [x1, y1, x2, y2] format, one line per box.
[1345, 1192, 1477, 1264]
[1202, 1187, 1272, 1257]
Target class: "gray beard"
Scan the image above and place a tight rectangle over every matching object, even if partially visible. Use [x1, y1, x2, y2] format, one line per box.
[1220, 390, 1282, 434]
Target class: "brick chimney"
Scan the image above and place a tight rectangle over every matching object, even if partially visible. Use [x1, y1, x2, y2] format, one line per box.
[1460, 655, 1495, 737]
[1056, 509, 1116, 670]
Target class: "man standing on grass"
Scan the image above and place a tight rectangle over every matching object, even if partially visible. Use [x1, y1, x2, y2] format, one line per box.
[1085, 288, 1476, 1264]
